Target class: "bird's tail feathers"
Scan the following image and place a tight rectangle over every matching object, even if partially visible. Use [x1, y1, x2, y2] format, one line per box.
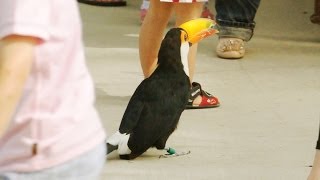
[106, 131, 131, 155]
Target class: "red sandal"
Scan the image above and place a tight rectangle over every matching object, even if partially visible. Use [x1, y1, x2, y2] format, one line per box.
[186, 82, 220, 109]
[78, 0, 127, 6]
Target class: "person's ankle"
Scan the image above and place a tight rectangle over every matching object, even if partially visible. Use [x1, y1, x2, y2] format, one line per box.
[192, 95, 202, 105]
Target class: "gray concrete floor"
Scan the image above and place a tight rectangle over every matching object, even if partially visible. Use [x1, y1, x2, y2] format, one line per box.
[78, 1, 320, 179]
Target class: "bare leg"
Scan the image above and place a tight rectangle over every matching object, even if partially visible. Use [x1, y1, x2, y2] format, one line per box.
[139, 1, 204, 80]
[308, 150, 320, 180]
[139, 0, 173, 78]
[173, 2, 203, 81]
[174, 2, 203, 104]
[139, 1, 205, 105]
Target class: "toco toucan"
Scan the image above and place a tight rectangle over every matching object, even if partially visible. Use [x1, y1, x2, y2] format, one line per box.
[106, 18, 218, 160]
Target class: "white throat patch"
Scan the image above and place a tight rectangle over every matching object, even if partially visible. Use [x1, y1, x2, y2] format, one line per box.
[180, 42, 190, 77]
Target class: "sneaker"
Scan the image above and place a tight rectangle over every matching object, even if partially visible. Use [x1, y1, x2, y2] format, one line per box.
[216, 38, 245, 59]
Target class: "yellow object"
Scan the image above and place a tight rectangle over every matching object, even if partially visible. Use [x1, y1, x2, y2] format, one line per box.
[179, 18, 219, 44]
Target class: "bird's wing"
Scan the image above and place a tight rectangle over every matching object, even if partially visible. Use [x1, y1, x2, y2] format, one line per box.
[118, 80, 147, 134]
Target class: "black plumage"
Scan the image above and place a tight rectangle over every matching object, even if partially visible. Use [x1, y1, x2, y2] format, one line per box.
[107, 28, 191, 160]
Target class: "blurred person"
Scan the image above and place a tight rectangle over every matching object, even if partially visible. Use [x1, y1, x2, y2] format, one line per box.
[139, 0, 261, 59]
[0, 0, 106, 179]
[139, 0, 220, 109]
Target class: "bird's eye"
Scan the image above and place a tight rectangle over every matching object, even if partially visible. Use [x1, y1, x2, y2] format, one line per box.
[180, 31, 188, 42]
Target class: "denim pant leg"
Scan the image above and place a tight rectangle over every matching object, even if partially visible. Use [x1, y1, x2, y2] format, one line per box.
[215, 0, 261, 41]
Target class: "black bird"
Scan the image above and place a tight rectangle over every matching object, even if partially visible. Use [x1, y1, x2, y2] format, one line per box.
[107, 28, 191, 160]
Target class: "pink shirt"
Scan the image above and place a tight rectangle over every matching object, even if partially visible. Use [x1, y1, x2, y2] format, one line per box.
[0, 0, 106, 172]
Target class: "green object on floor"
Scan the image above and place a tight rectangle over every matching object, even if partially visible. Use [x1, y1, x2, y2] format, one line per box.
[166, 147, 176, 155]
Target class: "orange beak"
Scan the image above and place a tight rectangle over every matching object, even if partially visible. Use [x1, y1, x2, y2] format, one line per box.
[179, 18, 219, 44]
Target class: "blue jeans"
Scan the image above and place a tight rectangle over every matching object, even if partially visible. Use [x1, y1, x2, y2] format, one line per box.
[215, 0, 261, 41]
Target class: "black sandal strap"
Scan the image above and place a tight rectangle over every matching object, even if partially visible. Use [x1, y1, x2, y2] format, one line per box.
[189, 82, 202, 101]
[186, 82, 220, 109]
